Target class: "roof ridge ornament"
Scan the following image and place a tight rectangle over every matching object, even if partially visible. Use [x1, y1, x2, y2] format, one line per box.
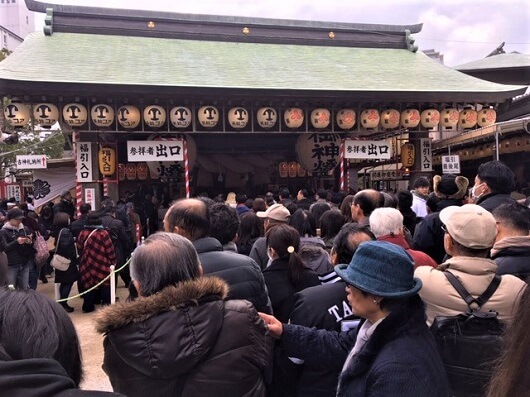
[44, 8, 53, 36]
[404, 29, 418, 53]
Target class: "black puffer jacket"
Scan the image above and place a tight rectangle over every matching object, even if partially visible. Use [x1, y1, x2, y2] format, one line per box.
[95, 277, 271, 397]
[491, 236, 530, 282]
[0, 223, 35, 266]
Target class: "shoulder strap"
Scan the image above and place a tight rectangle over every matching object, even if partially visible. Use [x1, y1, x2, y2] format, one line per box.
[444, 271, 501, 310]
[84, 228, 98, 249]
[55, 228, 65, 247]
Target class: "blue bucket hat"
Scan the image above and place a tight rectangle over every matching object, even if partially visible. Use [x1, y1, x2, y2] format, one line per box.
[335, 241, 422, 298]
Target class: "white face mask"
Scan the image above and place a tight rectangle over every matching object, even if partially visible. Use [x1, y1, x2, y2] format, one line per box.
[470, 183, 485, 200]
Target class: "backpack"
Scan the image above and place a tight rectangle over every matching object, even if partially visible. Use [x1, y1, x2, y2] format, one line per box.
[430, 271, 505, 397]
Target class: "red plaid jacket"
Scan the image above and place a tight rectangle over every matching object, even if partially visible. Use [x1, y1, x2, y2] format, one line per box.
[77, 227, 116, 289]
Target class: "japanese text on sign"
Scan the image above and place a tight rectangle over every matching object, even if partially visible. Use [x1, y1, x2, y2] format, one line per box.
[420, 138, 432, 172]
[76, 142, 93, 182]
[84, 188, 96, 211]
[344, 139, 392, 160]
[15, 155, 47, 169]
[442, 155, 461, 174]
[127, 140, 184, 162]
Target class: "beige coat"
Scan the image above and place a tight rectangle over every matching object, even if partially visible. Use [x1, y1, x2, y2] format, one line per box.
[415, 256, 526, 326]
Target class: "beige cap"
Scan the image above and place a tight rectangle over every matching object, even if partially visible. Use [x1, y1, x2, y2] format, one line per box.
[256, 203, 290, 222]
[439, 204, 497, 249]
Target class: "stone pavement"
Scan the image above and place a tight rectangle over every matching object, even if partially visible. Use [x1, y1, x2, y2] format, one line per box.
[39, 275, 130, 392]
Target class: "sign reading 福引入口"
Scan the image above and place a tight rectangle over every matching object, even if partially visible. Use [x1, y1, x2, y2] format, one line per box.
[127, 140, 184, 162]
[76, 142, 93, 182]
[344, 139, 392, 160]
[420, 138, 432, 172]
[16, 155, 47, 169]
[442, 155, 461, 174]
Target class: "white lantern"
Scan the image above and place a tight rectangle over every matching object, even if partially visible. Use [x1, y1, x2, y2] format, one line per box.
[420, 109, 440, 128]
[117, 105, 141, 129]
[380, 109, 400, 129]
[440, 108, 459, 128]
[336, 108, 356, 130]
[284, 108, 304, 128]
[310, 108, 330, 129]
[198, 106, 219, 127]
[33, 103, 59, 127]
[459, 109, 478, 129]
[477, 108, 497, 127]
[228, 107, 249, 129]
[91, 104, 115, 127]
[3, 103, 30, 128]
[400, 109, 420, 128]
[143, 105, 166, 128]
[170, 106, 192, 128]
[360, 109, 380, 129]
[257, 107, 277, 128]
[62, 103, 88, 127]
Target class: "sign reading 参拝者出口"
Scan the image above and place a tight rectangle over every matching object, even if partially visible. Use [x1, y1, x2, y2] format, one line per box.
[344, 139, 392, 160]
[127, 140, 184, 162]
[16, 155, 48, 169]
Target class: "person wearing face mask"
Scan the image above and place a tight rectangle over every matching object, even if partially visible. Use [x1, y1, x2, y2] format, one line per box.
[471, 160, 517, 212]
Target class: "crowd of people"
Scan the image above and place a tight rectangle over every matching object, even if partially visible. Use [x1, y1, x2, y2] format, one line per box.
[0, 159, 529, 397]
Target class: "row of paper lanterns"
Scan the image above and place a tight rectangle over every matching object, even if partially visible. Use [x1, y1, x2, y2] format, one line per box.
[4, 102, 497, 130]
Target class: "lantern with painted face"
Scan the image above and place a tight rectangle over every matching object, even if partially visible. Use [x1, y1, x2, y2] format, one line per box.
[136, 163, 149, 180]
[170, 106, 192, 128]
[62, 103, 88, 128]
[91, 104, 115, 127]
[3, 103, 30, 128]
[459, 109, 478, 129]
[440, 108, 460, 129]
[477, 108, 497, 127]
[336, 109, 356, 130]
[228, 107, 249, 129]
[143, 105, 166, 128]
[380, 109, 400, 129]
[360, 109, 380, 129]
[98, 148, 116, 176]
[198, 106, 219, 127]
[33, 103, 59, 127]
[400, 109, 420, 128]
[284, 108, 304, 129]
[257, 107, 277, 128]
[420, 109, 440, 128]
[117, 106, 141, 129]
[310, 108, 330, 129]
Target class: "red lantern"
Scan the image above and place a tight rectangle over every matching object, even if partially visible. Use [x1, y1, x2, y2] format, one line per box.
[288, 162, 298, 178]
[118, 163, 126, 181]
[125, 163, 137, 180]
[279, 162, 288, 178]
[136, 163, 148, 180]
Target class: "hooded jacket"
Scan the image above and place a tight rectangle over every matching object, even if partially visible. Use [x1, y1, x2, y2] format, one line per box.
[95, 277, 271, 397]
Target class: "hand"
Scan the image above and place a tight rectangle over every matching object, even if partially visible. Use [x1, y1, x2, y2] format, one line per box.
[258, 312, 283, 339]
[17, 237, 27, 244]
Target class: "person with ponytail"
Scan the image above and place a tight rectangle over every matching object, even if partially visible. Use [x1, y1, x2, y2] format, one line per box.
[263, 224, 320, 323]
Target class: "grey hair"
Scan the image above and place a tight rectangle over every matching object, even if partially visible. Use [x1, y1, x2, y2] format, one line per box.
[369, 208, 404, 238]
[130, 232, 201, 296]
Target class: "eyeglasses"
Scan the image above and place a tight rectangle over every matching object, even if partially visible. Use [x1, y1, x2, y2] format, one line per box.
[441, 225, 447, 234]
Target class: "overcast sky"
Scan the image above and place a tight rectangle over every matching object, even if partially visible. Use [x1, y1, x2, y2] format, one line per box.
[34, 0, 529, 67]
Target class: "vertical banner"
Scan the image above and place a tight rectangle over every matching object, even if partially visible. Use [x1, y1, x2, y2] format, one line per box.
[420, 138, 432, 172]
[340, 140, 345, 191]
[73, 132, 83, 218]
[76, 142, 93, 182]
[84, 188, 96, 211]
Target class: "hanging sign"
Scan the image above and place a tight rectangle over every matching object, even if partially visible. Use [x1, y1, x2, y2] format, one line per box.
[5, 184, 22, 202]
[420, 138, 432, 172]
[76, 142, 93, 182]
[16, 155, 48, 169]
[84, 188, 96, 211]
[344, 139, 392, 160]
[442, 155, 461, 174]
[98, 148, 116, 176]
[127, 140, 184, 162]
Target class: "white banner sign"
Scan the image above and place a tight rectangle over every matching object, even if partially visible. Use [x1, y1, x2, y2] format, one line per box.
[127, 140, 184, 162]
[76, 142, 93, 182]
[16, 155, 48, 169]
[442, 155, 461, 174]
[6, 184, 21, 202]
[85, 188, 96, 211]
[33, 167, 76, 208]
[344, 139, 392, 160]
[420, 138, 432, 172]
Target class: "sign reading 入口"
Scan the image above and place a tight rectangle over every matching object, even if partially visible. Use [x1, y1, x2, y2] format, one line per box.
[16, 155, 47, 169]
[442, 155, 461, 174]
[127, 140, 184, 162]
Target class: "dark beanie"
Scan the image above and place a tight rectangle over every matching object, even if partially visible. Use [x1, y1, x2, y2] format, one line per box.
[433, 175, 469, 199]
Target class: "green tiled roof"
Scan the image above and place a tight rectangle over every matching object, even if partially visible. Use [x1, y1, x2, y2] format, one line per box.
[455, 53, 530, 71]
[0, 32, 525, 97]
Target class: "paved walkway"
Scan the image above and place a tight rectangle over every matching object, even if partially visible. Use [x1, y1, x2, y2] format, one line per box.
[39, 275, 130, 392]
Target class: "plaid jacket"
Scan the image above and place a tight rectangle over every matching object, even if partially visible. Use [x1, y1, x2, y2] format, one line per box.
[77, 227, 116, 289]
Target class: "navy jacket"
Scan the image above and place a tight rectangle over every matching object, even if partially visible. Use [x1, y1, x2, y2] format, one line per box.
[476, 193, 516, 212]
[492, 245, 530, 282]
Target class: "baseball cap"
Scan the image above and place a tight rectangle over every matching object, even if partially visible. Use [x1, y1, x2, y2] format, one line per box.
[439, 204, 497, 249]
[256, 203, 290, 222]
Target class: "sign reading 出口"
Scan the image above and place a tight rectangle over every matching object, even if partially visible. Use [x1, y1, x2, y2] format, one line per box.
[127, 140, 184, 162]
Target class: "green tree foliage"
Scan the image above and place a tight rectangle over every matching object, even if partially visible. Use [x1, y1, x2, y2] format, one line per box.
[0, 132, 65, 168]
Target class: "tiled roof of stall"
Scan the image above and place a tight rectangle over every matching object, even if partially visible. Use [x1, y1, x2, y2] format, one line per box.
[454, 53, 530, 71]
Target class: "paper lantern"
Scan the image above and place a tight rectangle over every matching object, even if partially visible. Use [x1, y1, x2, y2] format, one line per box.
[297, 163, 307, 177]
[91, 104, 115, 127]
[4, 103, 30, 128]
[400, 143, 415, 167]
[288, 162, 298, 178]
[170, 106, 192, 128]
[440, 108, 460, 128]
[310, 108, 330, 129]
[296, 133, 341, 173]
[143, 105, 166, 128]
[400, 109, 420, 128]
[336, 109, 356, 130]
[125, 163, 137, 180]
[284, 108, 304, 128]
[98, 148, 116, 176]
[118, 163, 126, 181]
[420, 109, 440, 128]
[136, 162, 149, 180]
[117, 105, 141, 129]
[228, 107, 249, 129]
[279, 162, 289, 178]
[459, 109, 478, 129]
[360, 109, 380, 129]
[477, 108, 497, 127]
[62, 103, 88, 127]
[380, 109, 400, 129]
[257, 107, 277, 128]
[198, 106, 219, 127]
[33, 103, 59, 127]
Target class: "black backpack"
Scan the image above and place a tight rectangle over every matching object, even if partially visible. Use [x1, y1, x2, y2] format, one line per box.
[431, 271, 505, 397]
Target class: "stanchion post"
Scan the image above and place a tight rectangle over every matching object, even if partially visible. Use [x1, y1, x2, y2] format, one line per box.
[110, 265, 116, 304]
[54, 283, 60, 301]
